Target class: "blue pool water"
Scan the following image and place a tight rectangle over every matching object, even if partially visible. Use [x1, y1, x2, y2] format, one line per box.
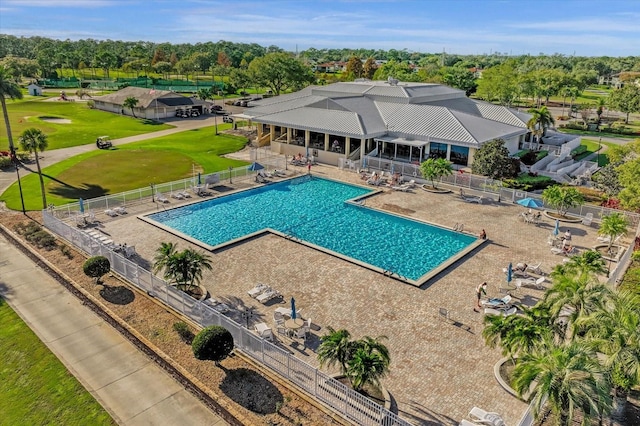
[148, 176, 476, 281]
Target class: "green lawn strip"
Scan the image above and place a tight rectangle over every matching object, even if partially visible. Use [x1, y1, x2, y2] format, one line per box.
[0, 127, 248, 210]
[0, 100, 173, 150]
[0, 298, 115, 426]
[558, 127, 638, 139]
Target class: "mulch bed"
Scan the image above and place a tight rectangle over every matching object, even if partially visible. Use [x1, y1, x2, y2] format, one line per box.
[0, 211, 340, 426]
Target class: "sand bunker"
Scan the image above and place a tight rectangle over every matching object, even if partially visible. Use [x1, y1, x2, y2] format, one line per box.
[40, 116, 72, 124]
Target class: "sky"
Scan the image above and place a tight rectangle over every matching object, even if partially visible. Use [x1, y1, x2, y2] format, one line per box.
[0, 0, 639, 57]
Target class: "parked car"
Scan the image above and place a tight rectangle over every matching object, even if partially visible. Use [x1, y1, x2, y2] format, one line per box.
[240, 100, 248, 107]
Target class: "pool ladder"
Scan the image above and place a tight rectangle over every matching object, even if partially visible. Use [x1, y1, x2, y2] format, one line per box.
[453, 223, 464, 232]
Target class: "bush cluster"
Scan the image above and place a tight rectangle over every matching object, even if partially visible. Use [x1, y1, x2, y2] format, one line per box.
[14, 222, 57, 250]
[83, 256, 111, 284]
[59, 244, 74, 259]
[173, 322, 195, 344]
[192, 325, 234, 364]
[502, 174, 555, 192]
[0, 156, 12, 169]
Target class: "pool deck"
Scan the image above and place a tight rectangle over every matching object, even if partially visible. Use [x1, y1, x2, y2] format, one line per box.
[86, 162, 610, 426]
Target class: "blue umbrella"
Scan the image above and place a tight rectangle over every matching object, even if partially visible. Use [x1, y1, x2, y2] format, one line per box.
[79, 198, 84, 214]
[290, 297, 297, 320]
[247, 162, 265, 171]
[517, 197, 543, 208]
[553, 219, 560, 236]
[507, 262, 513, 283]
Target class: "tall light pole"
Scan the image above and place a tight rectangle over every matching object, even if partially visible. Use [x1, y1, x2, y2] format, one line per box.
[598, 137, 602, 167]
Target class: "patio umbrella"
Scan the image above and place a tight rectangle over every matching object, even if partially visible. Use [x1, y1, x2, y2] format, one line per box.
[290, 297, 297, 320]
[517, 197, 543, 209]
[197, 172, 201, 185]
[306, 146, 309, 159]
[553, 219, 560, 236]
[507, 263, 513, 284]
[79, 198, 84, 214]
[247, 162, 264, 172]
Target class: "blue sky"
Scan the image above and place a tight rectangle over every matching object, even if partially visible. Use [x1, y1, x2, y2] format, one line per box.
[1, 0, 639, 56]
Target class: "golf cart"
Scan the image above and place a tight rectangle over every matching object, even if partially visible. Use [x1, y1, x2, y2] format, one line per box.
[96, 136, 112, 149]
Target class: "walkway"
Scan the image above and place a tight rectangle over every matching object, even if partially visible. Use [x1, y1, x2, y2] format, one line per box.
[0, 234, 227, 426]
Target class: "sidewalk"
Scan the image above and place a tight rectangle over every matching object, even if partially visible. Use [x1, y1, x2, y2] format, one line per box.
[0, 234, 227, 426]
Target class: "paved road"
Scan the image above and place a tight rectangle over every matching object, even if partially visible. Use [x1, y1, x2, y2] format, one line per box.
[0, 234, 228, 426]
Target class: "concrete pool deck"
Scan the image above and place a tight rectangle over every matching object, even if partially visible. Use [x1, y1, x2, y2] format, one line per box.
[76, 162, 611, 425]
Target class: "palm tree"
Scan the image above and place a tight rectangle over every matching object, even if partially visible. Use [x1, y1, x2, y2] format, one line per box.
[542, 273, 608, 341]
[551, 250, 607, 278]
[346, 339, 391, 393]
[598, 212, 627, 252]
[419, 158, 453, 190]
[541, 186, 584, 218]
[123, 96, 139, 118]
[0, 65, 23, 155]
[153, 242, 177, 275]
[18, 128, 49, 209]
[512, 339, 611, 425]
[527, 106, 555, 143]
[582, 290, 640, 418]
[164, 248, 212, 291]
[482, 306, 553, 359]
[317, 327, 353, 375]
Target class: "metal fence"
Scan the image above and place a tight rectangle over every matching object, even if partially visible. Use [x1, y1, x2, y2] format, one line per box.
[42, 211, 410, 426]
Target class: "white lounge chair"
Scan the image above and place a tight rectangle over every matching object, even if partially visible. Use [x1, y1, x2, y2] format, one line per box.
[525, 261, 543, 275]
[104, 209, 118, 217]
[254, 322, 273, 341]
[273, 169, 287, 177]
[469, 407, 506, 426]
[178, 190, 191, 198]
[391, 185, 411, 192]
[248, 283, 269, 298]
[257, 289, 280, 304]
[484, 306, 517, 317]
[113, 206, 126, 215]
[156, 192, 169, 203]
[171, 192, 185, 200]
[517, 276, 546, 290]
[481, 295, 512, 309]
[581, 212, 593, 226]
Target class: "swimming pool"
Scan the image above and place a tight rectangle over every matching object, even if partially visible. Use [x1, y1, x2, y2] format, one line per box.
[147, 176, 478, 283]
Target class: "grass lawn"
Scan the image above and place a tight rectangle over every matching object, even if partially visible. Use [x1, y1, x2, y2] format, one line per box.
[0, 297, 115, 425]
[558, 127, 639, 139]
[575, 139, 614, 166]
[0, 99, 173, 150]
[0, 127, 248, 210]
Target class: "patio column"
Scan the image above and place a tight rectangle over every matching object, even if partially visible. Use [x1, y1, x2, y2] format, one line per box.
[269, 125, 275, 142]
[324, 134, 330, 152]
[286, 127, 291, 144]
[305, 130, 310, 149]
[257, 123, 263, 139]
[345, 137, 351, 157]
[360, 138, 365, 160]
[446, 144, 452, 161]
[467, 148, 476, 167]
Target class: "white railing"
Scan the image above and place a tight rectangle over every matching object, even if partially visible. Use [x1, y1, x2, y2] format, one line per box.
[42, 211, 410, 426]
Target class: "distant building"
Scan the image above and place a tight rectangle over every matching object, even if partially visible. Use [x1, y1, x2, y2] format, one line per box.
[468, 67, 484, 78]
[27, 83, 43, 96]
[93, 86, 209, 119]
[598, 73, 624, 89]
[243, 80, 531, 168]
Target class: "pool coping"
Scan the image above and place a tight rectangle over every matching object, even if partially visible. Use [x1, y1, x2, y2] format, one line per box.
[138, 176, 485, 287]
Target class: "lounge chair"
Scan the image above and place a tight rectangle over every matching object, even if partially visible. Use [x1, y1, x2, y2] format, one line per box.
[113, 206, 126, 215]
[391, 185, 411, 192]
[460, 189, 482, 204]
[254, 322, 273, 341]
[273, 169, 287, 177]
[469, 407, 506, 426]
[104, 209, 118, 217]
[171, 192, 185, 200]
[481, 295, 512, 309]
[178, 190, 191, 198]
[257, 289, 280, 304]
[256, 174, 270, 184]
[484, 306, 517, 317]
[155, 192, 169, 203]
[460, 421, 482, 426]
[402, 179, 416, 188]
[525, 261, 543, 275]
[517, 276, 546, 290]
[248, 283, 269, 298]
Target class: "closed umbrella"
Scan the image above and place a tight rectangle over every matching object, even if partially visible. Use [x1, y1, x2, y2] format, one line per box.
[79, 197, 84, 214]
[553, 219, 560, 236]
[290, 297, 297, 320]
[507, 262, 513, 284]
[197, 172, 201, 185]
[517, 198, 543, 209]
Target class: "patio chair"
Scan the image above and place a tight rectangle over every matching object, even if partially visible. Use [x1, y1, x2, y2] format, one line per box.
[303, 317, 311, 337]
[124, 245, 137, 259]
[460, 189, 482, 204]
[113, 206, 127, 215]
[155, 192, 169, 203]
[391, 185, 411, 192]
[254, 322, 274, 341]
[469, 407, 506, 426]
[178, 190, 191, 198]
[525, 261, 543, 275]
[481, 295, 512, 309]
[257, 289, 280, 304]
[517, 276, 546, 290]
[484, 306, 517, 317]
[581, 212, 593, 226]
[274, 169, 287, 177]
[104, 209, 118, 217]
[248, 283, 269, 298]
[171, 192, 185, 200]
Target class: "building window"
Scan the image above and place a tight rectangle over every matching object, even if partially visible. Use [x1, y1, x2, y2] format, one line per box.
[429, 142, 447, 159]
[450, 145, 469, 166]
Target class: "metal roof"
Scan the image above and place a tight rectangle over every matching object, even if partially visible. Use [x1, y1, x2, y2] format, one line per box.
[93, 86, 206, 109]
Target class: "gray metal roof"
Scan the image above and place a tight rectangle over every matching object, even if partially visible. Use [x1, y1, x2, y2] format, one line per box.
[93, 86, 206, 109]
[244, 81, 530, 146]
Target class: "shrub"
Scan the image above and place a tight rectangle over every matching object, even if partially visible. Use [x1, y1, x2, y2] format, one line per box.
[173, 321, 194, 344]
[14, 221, 42, 237]
[59, 244, 74, 259]
[27, 230, 57, 250]
[192, 325, 234, 365]
[83, 256, 111, 284]
[86, 100, 95, 109]
[0, 156, 12, 168]
[520, 151, 538, 166]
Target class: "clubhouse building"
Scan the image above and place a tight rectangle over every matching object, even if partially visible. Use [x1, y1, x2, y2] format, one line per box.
[93, 87, 209, 119]
[242, 79, 531, 169]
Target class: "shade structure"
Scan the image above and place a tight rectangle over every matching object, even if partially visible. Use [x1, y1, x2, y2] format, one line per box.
[247, 162, 265, 172]
[290, 297, 297, 320]
[517, 198, 543, 208]
[507, 263, 513, 283]
[553, 219, 560, 236]
[79, 198, 84, 214]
